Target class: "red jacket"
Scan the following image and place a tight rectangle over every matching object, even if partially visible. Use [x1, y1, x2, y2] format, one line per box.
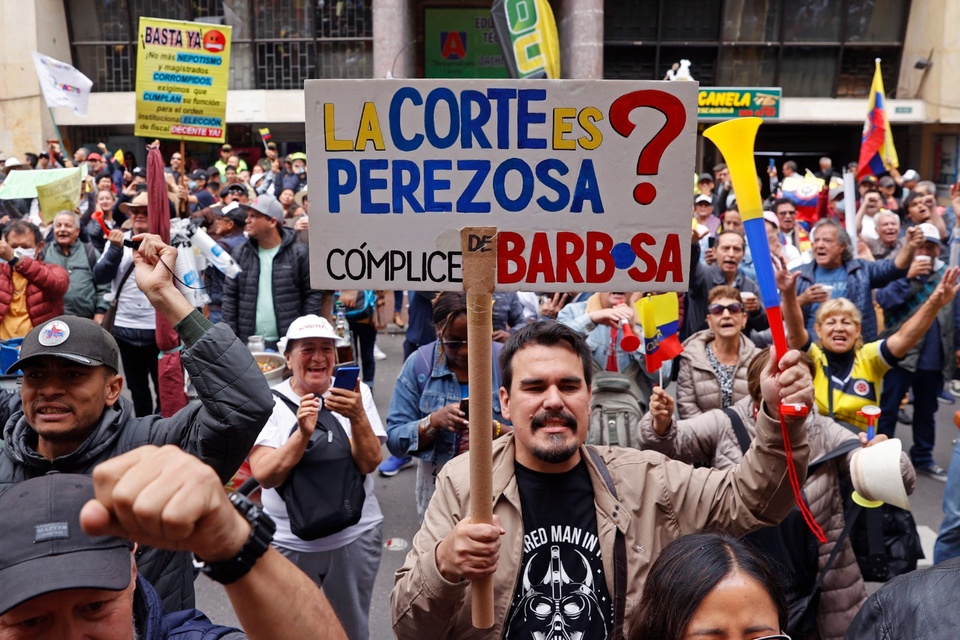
[0, 257, 69, 327]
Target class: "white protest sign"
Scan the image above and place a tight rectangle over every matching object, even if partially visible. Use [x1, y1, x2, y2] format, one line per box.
[31, 53, 93, 117]
[305, 79, 697, 292]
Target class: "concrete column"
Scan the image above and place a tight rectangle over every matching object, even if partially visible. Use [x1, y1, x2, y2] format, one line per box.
[554, 0, 603, 79]
[0, 0, 71, 158]
[373, 0, 416, 79]
[898, 0, 960, 124]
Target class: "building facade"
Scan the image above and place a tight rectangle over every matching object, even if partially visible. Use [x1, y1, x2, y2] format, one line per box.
[1, 0, 957, 187]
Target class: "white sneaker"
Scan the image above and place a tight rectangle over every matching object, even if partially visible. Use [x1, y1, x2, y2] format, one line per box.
[373, 344, 387, 361]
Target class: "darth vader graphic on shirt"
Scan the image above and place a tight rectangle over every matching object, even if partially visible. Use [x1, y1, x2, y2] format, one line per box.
[505, 462, 612, 640]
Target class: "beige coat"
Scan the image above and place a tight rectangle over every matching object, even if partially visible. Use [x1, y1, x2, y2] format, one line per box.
[391, 405, 809, 640]
[638, 395, 916, 640]
[675, 329, 759, 419]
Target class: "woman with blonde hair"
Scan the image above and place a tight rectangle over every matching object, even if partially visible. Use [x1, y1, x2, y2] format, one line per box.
[777, 261, 960, 429]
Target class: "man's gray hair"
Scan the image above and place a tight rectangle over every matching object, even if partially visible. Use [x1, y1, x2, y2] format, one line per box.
[875, 210, 900, 226]
[811, 218, 854, 262]
[53, 210, 81, 227]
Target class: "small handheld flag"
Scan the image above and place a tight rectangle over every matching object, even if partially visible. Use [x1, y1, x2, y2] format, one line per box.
[259, 128, 272, 151]
[635, 293, 683, 374]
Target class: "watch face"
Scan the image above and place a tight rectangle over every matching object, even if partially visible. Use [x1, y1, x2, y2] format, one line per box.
[13, 249, 22, 260]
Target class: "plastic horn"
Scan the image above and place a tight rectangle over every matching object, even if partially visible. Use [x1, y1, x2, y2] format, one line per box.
[620, 319, 641, 352]
[92, 210, 110, 237]
[702, 118, 807, 419]
[857, 404, 881, 441]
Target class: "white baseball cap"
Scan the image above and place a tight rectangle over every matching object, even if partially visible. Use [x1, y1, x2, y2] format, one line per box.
[918, 222, 940, 244]
[280, 315, 339, 352]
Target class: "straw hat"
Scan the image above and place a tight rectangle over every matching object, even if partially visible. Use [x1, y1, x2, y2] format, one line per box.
[849, 438, 910, 510]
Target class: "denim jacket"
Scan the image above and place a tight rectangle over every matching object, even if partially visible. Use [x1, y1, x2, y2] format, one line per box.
[386, 341, 506, 466]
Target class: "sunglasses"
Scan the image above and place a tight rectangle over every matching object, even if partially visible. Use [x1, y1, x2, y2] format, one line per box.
[756, 635, 791, 640]
[441, 339, 468, 350]
[708, 302, 744, 316]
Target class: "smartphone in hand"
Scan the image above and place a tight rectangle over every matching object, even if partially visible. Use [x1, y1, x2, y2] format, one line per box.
[332, 365, 360, 390]
[459, 397, 470, 419]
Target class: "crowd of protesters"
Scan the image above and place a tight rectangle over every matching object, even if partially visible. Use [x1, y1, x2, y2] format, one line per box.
[3, 137, 960, 640]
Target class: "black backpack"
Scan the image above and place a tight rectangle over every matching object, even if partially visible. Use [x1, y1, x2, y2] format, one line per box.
[272, 391, 366, 540]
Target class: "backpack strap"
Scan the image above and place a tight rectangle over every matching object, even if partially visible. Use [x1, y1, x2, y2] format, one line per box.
[586, 447, 626, 640]
[722, 408, 752, 455]
[271, 390, 339, 438]
[791, 497, 862, 623]
[83, 241, 98, 270]
[808, 438, 861, 470]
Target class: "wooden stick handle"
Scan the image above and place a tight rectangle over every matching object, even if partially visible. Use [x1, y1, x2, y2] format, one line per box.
[461, 226, 496, 629]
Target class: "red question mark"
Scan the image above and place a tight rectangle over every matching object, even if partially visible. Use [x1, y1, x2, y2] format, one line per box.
[609, 90, 687, 206]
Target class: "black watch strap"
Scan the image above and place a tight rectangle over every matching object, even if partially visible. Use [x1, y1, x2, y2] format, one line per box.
[196, 492, 276, 584]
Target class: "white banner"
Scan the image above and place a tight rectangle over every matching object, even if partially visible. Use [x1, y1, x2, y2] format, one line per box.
[305, 79, 698, 292]
[31, 52, 93, 117]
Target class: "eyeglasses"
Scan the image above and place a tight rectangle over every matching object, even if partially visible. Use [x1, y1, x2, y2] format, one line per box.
[778, 209, 797, 216]
[708, 302, 744, 316]
[756, 635, 791, 640]
[441, 339, 468, 350]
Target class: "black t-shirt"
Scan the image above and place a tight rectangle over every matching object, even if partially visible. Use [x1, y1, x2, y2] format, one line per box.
[505, 460, 613, 639]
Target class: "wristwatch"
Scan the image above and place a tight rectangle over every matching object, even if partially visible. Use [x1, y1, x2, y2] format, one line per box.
[7, 249, 23, 268]
[195, 491, 276, 584]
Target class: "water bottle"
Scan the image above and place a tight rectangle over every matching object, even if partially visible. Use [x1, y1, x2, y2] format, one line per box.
[951, 225, 960, 269]
[333, 297, 355, 363]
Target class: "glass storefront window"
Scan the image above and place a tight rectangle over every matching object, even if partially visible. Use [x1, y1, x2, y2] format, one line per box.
[846, 0, 906, 42]
[782, 0, 842, 42]
[604, 2, 658, 42]
[661, 0, 722, 42]
[721, 0, 782, 42]
[717, 47, 777, 86]
[68, 0, 132, 42]
[781, 47, 839, 96]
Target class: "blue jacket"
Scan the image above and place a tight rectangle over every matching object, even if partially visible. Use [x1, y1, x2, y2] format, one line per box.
[875, 265, 960, 377]
[135, 576, 244, 639]
[386, 341, 506, 465]
[793, 258, 906, 343]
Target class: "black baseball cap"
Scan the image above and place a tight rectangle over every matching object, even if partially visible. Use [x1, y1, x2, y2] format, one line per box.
[131, 166, 146, 178]
[0, 473, 134, 615]
[220, 184, 247, 198]
[219, 202, 247, 226]
[188, 169, 208, 181]
[8, 316, 120, 374]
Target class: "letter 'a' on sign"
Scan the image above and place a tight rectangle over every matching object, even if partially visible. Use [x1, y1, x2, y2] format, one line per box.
[305, 79, 698, 295]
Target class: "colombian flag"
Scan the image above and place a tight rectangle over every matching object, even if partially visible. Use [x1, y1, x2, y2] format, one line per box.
[858, 60, 898, 180]
[259, 127, 272, 142]
[636, 293, 683, 374]
[780, 171, 825, 225]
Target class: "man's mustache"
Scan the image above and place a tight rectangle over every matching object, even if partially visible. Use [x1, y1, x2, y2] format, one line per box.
[530, 410, 578, 433]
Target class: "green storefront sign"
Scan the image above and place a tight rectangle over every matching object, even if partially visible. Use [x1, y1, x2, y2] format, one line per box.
[424, 7, 509, 79]
[698, 87, 781, 120]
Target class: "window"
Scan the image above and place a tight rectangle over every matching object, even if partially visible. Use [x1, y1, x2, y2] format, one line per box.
[604, 0, 910, 99]
[67, 0, 373, 92]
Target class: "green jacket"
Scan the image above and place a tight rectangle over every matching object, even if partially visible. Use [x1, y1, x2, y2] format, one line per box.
[45, 240, 110, 318]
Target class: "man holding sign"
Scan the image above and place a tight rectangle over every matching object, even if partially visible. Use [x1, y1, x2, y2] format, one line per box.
[391, 322, 813, 639]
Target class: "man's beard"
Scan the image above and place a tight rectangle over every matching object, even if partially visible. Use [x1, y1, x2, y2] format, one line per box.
[529, 410, 580, 464]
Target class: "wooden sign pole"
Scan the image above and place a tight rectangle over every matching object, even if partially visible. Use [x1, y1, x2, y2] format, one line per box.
[460, 226, 497, 629]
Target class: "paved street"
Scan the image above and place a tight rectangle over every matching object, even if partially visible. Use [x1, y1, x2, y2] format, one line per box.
[195, 329, 960, 638]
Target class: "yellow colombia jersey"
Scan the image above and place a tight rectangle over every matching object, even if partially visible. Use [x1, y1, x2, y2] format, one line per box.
[808, 341, 891, 430]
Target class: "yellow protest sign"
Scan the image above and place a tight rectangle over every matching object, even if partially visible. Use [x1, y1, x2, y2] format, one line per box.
[36, 167, 83, 224]
[134, 17, 232, 143]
